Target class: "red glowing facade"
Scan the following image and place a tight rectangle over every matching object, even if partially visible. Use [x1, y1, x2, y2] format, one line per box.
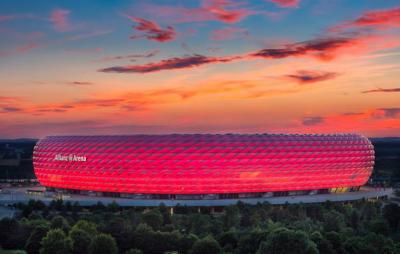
[33, 134, 374, 194]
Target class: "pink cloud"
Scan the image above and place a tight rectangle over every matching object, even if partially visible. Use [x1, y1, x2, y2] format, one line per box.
[50, 9, 71, 32]
[268, 0, 300, 8]
[99, 33, 399, 74]
[64, 47, 103, 55]
[123, 15, 176, 42]
[211, 27, 248, 40]
[0, 42, 38, 58]
[331, 7, 400, 31]
[134, 0, 257, 24]
[0, 15, 15, 21]
[0, 14, 39, 22]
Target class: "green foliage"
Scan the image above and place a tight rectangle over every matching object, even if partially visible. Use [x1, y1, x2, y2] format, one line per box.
[69, 228, 91, 254]
[3, 199, 400, 254]
[189, 235, 221, 254]
[368, 217, 390, 235]
[141, 209, 163, 230]
[383, 203, 400, 231]
[70, 220, 97, 236]
[50, 216, 70, 232]
[40, 229, 72, 254]
[89, 233, 117, 254]
[222, 206, 240, 230]
[178, 234, 198, 254]
[25, 224, 49, 254]
[322, 210, 345, 232]
[257, 227, 318, 254]
[125, 249, 143, 254]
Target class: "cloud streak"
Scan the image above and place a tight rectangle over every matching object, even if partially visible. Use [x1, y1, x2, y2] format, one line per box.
[99, 35, 361, 74]
[268, 0, 300, 8]
[362, 87, 400, 93]
[302, 116, 324, 126]
[125, 15, 176, 42]
[99, 54, 242, 73]
[210, 27, 248, 40]
[332, 7, 400, 31]
[286, 70, 338, 84]
[0, 42, 38, 58]
[133, 0, 258, 24]
[95, 50, 159, 62]
[65, 81, 93, 86]
[251, 37, 358, 60]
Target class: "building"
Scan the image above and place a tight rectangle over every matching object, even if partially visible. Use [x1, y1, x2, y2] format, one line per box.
[32, 133, 375, 201]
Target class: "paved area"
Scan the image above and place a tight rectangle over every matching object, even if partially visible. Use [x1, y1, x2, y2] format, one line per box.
[0, 186, 392, 207]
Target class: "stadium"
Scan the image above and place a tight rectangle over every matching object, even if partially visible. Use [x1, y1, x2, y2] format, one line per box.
[32, 133, 375, 202]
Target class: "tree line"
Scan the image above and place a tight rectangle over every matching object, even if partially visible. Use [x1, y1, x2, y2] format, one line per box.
[1, 199, 400, 254]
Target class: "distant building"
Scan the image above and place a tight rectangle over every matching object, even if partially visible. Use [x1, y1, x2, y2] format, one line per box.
[32, 133, 374, 202]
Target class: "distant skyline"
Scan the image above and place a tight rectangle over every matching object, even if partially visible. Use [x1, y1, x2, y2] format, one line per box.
[0, 0, 399, 138]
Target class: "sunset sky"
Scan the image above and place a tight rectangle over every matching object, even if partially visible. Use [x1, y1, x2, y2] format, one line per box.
[0, 0, 399, 138]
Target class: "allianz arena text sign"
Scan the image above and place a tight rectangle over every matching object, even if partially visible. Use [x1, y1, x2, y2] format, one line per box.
[54, 154, 87, 162]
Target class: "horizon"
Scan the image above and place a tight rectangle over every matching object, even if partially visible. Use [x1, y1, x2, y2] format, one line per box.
[1, 0, 400, 138]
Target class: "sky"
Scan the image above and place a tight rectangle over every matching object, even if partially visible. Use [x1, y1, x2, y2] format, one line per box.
[0, 0, 399, 138]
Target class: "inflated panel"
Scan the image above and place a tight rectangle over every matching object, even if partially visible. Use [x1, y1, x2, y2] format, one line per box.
[33, 134, 374, 194]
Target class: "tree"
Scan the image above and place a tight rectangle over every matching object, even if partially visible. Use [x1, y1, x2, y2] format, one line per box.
[190, 235, 221, 254]
[322, 210, 345, 232]
[382, 203, 400, 231]
[368, 217, 390, 236]
[218, 230, 238, 249]
[103, 217, 132, 252]
[141, 209, 163, 230]
[257, 228, 318, 254]
[50, 216, 70, 232]
[222, 206, 240, 230]
[324, 231, 344, 254]
[69, 228, 91, 254]
[107, 201, 120, 213]
[237, 228, 269, 254]
[133, 223, 154, 253]
[125, 249, 143, 254]
[178, 234, 198, 254]
[89, 233, 118, 254]
[70, 220, 97, 236]
[310, 231, 334, 254]
[158, 203, 172, 225]
[40, 229, 72, 254]
[25, 224, 49, 254]
[343, 236, 375, 254]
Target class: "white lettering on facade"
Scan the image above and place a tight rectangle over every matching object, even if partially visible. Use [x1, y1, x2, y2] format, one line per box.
[54, 154, 87, 162]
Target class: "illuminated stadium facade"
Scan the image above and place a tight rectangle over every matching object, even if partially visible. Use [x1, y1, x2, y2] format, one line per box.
[33, 133, 374, 200]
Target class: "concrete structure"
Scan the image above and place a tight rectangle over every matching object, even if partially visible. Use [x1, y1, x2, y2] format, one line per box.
[0, 186, 392, 207]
